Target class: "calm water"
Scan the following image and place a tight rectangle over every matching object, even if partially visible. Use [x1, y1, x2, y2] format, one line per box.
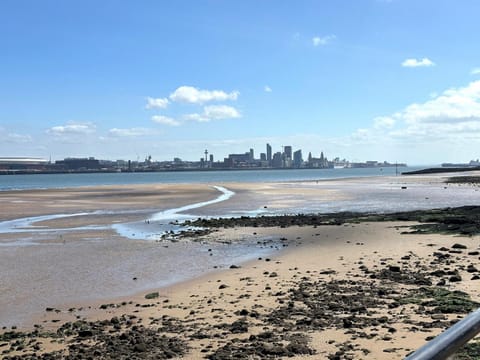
[0, 166, 425, 191]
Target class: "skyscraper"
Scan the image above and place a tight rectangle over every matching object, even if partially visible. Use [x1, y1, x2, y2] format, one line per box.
[283, 145, 292, 168]
[266, 143, 272, 165]
[293, 150, 303, 168]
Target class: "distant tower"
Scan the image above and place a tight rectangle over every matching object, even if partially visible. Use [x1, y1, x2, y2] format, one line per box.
[293, 150, 302, 168]
[204, 149, 208, 162]
[266, 143, 272, 164]
[283, 146, 292, 168]
[284, 146, 292, 159]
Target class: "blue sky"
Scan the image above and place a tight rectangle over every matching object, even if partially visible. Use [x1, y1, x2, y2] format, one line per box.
[1, 0, 480, 165]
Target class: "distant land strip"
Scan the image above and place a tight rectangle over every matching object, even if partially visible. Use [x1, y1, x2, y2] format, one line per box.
[402, 166, 480, 175]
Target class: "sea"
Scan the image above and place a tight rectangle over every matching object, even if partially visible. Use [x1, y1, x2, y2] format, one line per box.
[0, 166, 423, 191]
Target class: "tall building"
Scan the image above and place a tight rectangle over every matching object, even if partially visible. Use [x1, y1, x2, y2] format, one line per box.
[284, 146, 292, 159]
[249, 148, 254, 162]
[266, 143, 272, 165]
[272, 152, 283, 168]
[293, 150, 303, 168]
[283, 146, 292, 168]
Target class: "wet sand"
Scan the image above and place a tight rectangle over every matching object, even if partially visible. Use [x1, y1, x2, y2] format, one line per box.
[2, 173, 480, 358]
[3, 222, 480, 358]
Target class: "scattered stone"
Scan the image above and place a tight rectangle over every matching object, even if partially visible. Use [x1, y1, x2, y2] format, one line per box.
[467, 265, 479, 273]
[145, 292, 159, 299]
[449, 275, 462, 282]
[388, 265, 401, 273]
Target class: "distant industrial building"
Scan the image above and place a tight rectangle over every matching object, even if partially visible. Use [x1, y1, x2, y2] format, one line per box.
[224, 152, 254, 167]
[55, 157, 101, 171]
[0, 157, 49, 172]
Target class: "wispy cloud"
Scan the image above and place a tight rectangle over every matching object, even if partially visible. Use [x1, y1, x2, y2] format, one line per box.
[204, 105, 241, 120]
[169, 86, 239, 104]
[5, 133, 32, 143]
[47, 121, 96, 136]
[151, 115, 181, 126]
[312, 34, 336, 47]
[185, 105, 241, 122]
[401, 57, 435, 67]
[264, 85, 272, 93]
[373, 116, 395, 129]
[145, 97, 169, 109]
[471, 68, 480, 75]
[109, 128, 156, 137]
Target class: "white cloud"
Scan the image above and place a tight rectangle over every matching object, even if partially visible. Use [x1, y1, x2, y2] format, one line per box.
[151, 115, 181, 126]
[471, 68, 480, 75]
[264, 85, 272, 93]
[357, 80, 480, 145]
[185, 105, 241, 123]
[204, 105, 241, 120]
[183, 113, 209, 122]
[47, 121, 96, 136]
[169, 86, 239, 104]
[401, 81, 480, 125]
[312, 34, 336, 46]
[401, 57, 435, 67]
[109, 128, 155, 137]
[146, 97, 169, 109]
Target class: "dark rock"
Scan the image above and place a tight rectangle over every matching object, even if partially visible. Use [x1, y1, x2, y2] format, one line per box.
[431, 270, 446, 277]
[449, 275, 462, 282]
[467, 265, 478, 273]
[388, 265, 401, 272]
[78, 329, 94, 337]
[229, 319, 248, 334]
[145, 292, 159, 299]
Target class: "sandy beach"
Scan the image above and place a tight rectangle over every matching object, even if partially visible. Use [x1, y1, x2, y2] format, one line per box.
[2, 173, 480, 358]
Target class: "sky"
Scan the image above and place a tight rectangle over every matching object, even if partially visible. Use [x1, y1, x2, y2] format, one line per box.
[1, 0, 480, 165]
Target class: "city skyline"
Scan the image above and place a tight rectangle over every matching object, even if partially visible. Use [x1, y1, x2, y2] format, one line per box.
[0, 141, 408, 174]
[1, 1, 480, 165]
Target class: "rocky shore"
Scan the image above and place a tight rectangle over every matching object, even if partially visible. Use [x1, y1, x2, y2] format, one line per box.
[184, 205, 480, 237]
[3, 206, 480, 359]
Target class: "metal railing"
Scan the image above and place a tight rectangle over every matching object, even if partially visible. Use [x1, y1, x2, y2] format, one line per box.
[405, 308, 480, 359]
